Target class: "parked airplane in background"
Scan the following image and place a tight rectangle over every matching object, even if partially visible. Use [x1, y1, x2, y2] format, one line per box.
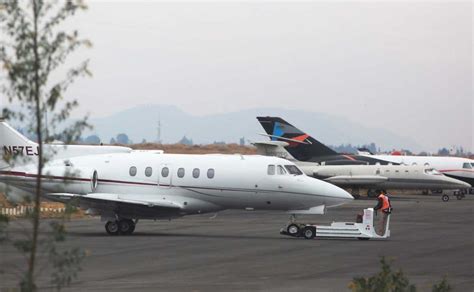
[0, 120, 353, 235]
[256, 117, 472, 200]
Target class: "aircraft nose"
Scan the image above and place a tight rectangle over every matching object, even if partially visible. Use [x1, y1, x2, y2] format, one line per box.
[309, 177, 353, 202]
[443, 176, 471, 189]
[328, 183, 354, 200]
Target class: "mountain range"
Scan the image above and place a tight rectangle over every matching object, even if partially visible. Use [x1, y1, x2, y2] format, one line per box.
[86, 104, 422, 151]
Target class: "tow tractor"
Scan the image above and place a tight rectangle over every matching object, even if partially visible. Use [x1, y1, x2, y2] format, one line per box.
[280, 208, 390, 240]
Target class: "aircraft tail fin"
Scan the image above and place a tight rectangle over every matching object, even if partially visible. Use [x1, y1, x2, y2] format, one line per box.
[256, 116, 337, 161]
[0, 120, 38, 168]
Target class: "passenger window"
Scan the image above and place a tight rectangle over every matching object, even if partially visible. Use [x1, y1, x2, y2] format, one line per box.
[177, 168, 185, 178]
[424, 163, 430, 166]
[161, 167, 169, 177]
[462, 163, 472, 169]
[284, 165, 303, 175]
[277, 165, 287, 175]
[145, 167, 153, 177]
[267, 165, 275, 175]
[207, 168, 215, 179]
[129, 166, 137, 176]
[193, 168, 200, 178]
[412, 162, 417, 166]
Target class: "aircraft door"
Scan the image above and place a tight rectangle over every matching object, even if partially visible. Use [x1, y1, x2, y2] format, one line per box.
[159, 164, 172, 188]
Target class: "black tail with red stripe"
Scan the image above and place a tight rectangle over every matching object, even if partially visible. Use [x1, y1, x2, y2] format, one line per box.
[256, 117, 337, 161]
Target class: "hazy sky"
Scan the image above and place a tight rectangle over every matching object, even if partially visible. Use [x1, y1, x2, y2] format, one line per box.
[2, 1, 473, 151]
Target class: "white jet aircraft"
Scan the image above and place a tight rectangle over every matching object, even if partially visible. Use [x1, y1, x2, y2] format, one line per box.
[0, 121, 353, 235]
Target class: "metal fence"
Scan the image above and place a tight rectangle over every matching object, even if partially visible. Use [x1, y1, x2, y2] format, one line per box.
[1, 206, 66, 216]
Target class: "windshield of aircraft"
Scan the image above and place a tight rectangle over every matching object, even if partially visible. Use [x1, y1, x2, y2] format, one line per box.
[284, 165, 303, 175]
[462, 162, 472, 169]
[424, 168, 441, 175]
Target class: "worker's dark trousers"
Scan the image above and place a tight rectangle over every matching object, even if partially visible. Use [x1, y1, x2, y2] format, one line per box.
[376, 212, 389, 235]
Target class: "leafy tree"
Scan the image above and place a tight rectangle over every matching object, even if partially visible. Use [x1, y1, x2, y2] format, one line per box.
[432, 277, 451, 292]
[349, 257, 417, 292]
[116, 133, 129, 144]
[349, 257, 451, 292]
[84, 134, 101, 145]
[0, 0, 91, 290]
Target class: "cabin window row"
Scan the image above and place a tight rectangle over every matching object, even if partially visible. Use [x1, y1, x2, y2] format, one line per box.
[129, 166, 215, 179]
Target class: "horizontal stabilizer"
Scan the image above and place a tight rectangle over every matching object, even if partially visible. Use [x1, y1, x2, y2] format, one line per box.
[252, 141, 295, 160]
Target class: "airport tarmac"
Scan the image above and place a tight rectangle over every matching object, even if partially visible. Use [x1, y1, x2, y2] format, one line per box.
[1, 194, 473, 292]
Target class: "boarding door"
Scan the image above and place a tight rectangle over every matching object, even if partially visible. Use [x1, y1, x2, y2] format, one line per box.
[159, 164, 172, 188]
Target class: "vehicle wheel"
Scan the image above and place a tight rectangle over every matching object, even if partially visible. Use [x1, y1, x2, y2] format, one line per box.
[442, 194, 449, 202]
[303, 227, 315, 240]
[287, 224, 300, 236]
[105, 221, 119, 235]
[367, 189, 378, 198]
[119, 219, 135, 235]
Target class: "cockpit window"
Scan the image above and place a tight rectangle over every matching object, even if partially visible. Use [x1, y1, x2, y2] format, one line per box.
[471, 163, 474, 168]
[462, 162, 472, 169]
[284, 165, 303, 175]
[267, 165, 275, 175]
[277, 165, 287, 175]
[424, 168, 441, 175]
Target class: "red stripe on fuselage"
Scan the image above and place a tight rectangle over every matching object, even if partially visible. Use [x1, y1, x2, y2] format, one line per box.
[342, 155, 356, 161]
[438, 169, 474, 173]
[0, 170, 157, 186]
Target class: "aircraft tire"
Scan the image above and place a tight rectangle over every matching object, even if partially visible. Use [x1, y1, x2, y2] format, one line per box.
[105, 221, 119, 235]
[118, 219, 135, 235]
[442, 195, 449, 202]
[287, 224, 300, 236]
[367, 189, 378, 198]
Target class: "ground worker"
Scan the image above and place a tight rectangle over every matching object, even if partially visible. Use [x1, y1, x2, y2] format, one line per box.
[373, 190, 392, 235]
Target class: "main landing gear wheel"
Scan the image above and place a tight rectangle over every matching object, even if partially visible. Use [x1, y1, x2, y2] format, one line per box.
[441, 194, 449, 202]
[118, 219, 135, 235]
[367, 189, 378, 198]
[105, 221, 119, 235]
[105, 219, 136, 235]
[287, 224, 300, 236]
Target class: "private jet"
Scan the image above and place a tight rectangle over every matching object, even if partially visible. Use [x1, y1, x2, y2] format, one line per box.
[0, 120, 353, 235]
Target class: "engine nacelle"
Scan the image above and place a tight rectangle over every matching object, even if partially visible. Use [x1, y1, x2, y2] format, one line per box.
[39, 166, 98, 195]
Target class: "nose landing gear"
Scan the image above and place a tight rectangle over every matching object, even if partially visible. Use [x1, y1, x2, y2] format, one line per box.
[105, 219, 136, 235]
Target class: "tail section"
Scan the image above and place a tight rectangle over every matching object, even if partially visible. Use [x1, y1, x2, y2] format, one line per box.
[256, 116, 337, 161]
[0, 120, 38, 168]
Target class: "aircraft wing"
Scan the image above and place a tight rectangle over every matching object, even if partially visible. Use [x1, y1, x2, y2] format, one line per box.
[323, 175, 388, 186]
[45, 193, 183, 218]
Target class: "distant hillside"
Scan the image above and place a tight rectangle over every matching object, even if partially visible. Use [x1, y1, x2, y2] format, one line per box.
[86, 105, 421, 151]
[132, 143, 257, 155]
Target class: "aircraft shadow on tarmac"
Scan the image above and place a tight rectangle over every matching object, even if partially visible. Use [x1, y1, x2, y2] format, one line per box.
[67, 231, 394, 242]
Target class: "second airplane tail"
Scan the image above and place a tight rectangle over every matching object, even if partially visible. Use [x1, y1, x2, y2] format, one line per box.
[256, 116, 337, 161]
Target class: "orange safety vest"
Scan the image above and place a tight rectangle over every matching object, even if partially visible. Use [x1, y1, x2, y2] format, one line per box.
[378, 194, 391, 212]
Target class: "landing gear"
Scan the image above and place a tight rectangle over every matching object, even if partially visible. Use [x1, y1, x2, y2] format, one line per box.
[367, 189, 378, 198]
[105, 219, 136, 235]
[352, 188, 361, 199]
[441, 194, 449, 202]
